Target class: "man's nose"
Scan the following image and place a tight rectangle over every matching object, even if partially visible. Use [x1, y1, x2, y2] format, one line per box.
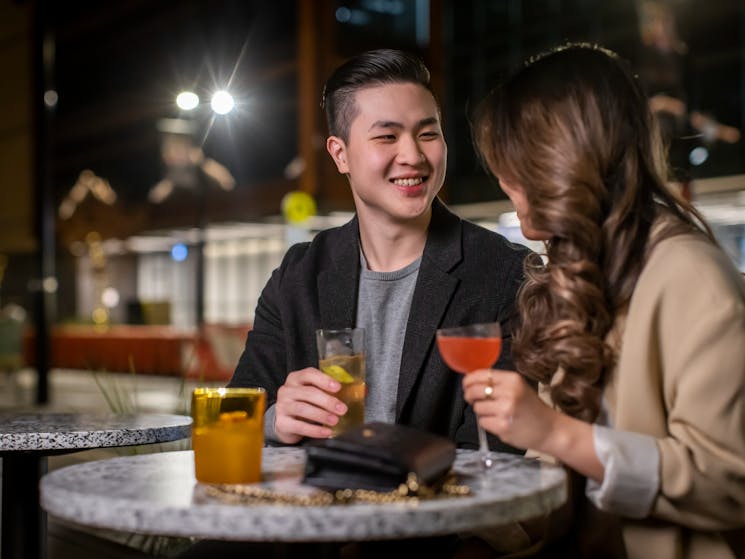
[397, 137, 425, 165]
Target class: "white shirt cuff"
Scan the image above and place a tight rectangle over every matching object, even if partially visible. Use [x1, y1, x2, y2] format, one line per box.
[586, 424, 660, 518]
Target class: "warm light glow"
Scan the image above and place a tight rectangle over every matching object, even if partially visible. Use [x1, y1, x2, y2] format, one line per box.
[210, 90, 234, 115]
[92, 307, 108, 325]
[44, 90, 58, 108]
[101, 287, 120, 308]
[176, 91, 199, 111]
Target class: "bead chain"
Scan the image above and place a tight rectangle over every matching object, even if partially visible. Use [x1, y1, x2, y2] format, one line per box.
[203, 472, 470, 506]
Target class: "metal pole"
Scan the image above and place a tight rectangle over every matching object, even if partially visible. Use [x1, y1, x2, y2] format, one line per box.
[195, 167, 207, 331]
[32, 1, 56, 406]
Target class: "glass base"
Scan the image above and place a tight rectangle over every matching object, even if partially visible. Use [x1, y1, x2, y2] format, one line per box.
[481, 452, 495, 469]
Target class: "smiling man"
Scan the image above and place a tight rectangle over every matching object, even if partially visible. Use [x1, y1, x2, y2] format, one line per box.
[229, 49, 530, 452]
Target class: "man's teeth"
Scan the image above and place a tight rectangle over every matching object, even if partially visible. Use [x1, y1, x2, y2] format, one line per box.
[393, 178, 423, 186]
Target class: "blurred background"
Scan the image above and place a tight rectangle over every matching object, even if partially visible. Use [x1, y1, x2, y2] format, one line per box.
[1, 0, 744, 406]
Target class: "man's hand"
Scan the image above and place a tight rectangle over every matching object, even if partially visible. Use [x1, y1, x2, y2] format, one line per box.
[273, 367, 348, 444]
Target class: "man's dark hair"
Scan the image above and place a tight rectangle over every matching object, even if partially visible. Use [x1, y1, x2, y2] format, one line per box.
[321, 49, 435, 142]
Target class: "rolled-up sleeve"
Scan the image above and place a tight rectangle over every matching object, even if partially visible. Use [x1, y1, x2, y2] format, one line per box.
[586, 425, 660, 518]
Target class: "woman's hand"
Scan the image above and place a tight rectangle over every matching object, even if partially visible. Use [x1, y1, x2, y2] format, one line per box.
[462, 369, 559, 452]
[273, 367, 347, 444]
[462, 369, 604, 481]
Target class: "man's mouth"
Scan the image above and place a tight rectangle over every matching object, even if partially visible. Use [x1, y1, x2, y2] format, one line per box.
[392, 177, 425, 187]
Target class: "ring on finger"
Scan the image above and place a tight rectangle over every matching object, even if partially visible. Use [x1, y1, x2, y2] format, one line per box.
[484, 385, 494, 399]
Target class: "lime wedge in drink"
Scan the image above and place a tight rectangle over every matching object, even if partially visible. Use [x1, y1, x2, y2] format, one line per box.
[321, 364, 354, 384]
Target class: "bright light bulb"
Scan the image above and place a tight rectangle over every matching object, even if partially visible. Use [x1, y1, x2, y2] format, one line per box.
[211, 90, 234, 115]
[176, 91, 199, 111]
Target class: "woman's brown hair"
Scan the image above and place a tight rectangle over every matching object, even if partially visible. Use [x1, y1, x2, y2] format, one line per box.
[472, 43, 713, 422]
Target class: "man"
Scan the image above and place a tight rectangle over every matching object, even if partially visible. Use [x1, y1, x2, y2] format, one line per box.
[229, 49, 529, 452]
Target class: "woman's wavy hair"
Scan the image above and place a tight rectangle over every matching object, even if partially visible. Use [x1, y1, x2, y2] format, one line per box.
[472, 43, 713, 422]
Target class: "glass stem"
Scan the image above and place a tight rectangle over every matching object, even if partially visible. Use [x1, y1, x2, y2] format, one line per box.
[477, 424, 494, 468]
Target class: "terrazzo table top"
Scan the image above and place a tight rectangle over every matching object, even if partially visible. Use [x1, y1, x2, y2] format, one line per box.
[0, 412, 192, 453]
[41, 447, 567, 541]
[1, 412, 192, 559]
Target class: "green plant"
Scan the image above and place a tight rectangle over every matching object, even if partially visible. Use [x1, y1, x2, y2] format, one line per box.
[92, 357, 191, 455]
[91, 357, 195, 556]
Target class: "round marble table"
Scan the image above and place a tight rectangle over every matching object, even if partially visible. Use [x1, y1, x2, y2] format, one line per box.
[0, 412, 192, 559]
[41, 447, 567, 542]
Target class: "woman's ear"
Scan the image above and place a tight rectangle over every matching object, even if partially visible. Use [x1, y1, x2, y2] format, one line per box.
[326, 136, 349, 174]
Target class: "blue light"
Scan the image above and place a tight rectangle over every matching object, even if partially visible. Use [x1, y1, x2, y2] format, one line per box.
[689, 146, 709, 166]
[171, 243, 188, 262]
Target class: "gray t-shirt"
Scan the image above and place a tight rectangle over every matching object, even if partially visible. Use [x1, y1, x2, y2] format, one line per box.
[356, 252, 421, 423]
[263, 251, 421, 439]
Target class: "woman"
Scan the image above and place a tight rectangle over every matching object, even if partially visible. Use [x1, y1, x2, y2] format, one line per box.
[467, 43, 745, 559]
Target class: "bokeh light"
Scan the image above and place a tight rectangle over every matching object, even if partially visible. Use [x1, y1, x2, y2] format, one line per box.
[210, 90, 234, 115]
[176, 91, 199, 111]
[171, 243, 188, 262]
[101, 287, 120, 308]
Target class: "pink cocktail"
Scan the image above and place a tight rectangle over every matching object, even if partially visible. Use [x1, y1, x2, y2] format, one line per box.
[436, 336, 502, 374]
[436, 322, 502, 468]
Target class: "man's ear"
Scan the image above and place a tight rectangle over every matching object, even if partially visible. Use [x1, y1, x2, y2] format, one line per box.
[326, 136, 349, 174]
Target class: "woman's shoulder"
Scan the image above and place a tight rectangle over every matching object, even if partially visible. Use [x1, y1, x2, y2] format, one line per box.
[638, 231, 745, 307]
[646, 231, 738, 277]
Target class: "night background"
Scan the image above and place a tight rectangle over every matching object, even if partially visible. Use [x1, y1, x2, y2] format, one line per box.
[34, 0, 745, 228]
[0, 0, 743, 358]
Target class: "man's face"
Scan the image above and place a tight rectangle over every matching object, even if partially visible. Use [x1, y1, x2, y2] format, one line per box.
[326, 82, 447, 225]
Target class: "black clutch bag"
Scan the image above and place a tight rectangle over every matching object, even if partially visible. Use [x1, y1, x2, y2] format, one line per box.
[303, 422, 456, 492]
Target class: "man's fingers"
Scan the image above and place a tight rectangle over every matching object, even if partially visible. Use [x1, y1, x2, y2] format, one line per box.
[277, 384, 347, 416]
[285, 367, 341, 392]
[277, 399, 342, 427]
[273, 380, 349, 442]
[275, 416, 333, 442]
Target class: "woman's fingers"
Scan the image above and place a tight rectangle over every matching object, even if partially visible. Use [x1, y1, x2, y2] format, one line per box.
[462, 371, 559, 450]
[462, 369, 520, 402]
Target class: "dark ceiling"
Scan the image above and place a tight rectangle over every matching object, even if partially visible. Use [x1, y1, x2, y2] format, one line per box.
[41, 0, 745, 237]
[48, 0, 299, 225]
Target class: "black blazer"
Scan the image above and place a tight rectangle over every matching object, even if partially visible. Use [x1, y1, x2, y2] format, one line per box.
[230, 198, 531, 451]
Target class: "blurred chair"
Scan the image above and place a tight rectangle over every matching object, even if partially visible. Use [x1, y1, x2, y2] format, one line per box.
[186, 323, 250, 381]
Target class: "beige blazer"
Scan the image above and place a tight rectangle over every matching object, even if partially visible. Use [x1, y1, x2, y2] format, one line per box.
[602, 231, 745, 559]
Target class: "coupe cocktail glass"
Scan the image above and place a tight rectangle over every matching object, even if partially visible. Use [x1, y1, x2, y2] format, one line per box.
[436, 322, 502, 468]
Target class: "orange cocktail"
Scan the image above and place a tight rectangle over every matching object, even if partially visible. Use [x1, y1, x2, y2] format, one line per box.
[191, 387, 266, 484]
[436, 336, 502, 374]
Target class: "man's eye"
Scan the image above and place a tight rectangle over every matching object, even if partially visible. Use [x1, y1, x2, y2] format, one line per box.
[420, 131, 440, 139]
[374, 135, 396, 141]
